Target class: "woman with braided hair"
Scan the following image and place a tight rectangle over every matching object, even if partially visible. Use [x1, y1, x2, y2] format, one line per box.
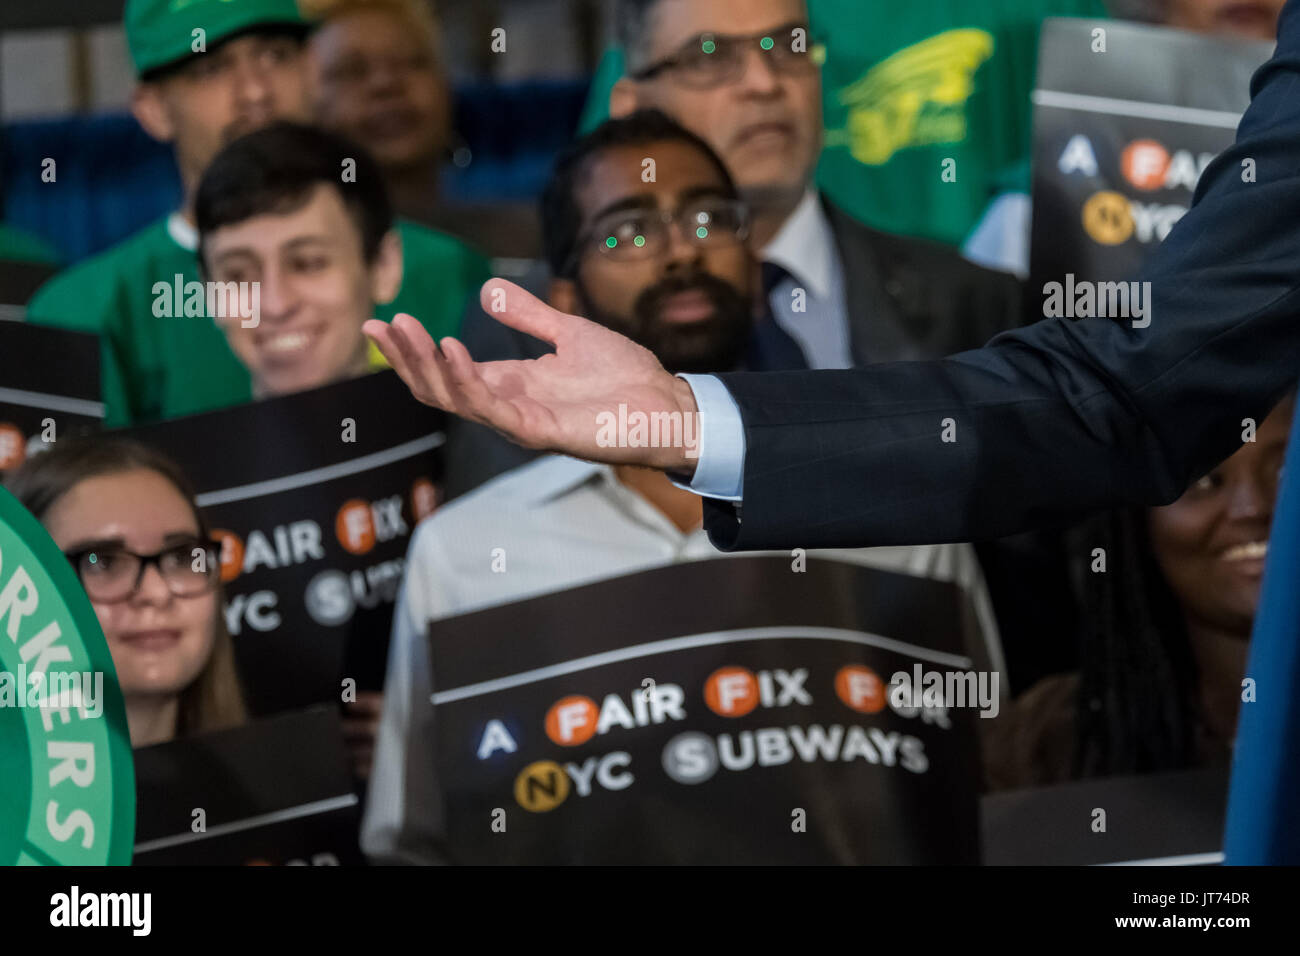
[984, 396, 1293, 789]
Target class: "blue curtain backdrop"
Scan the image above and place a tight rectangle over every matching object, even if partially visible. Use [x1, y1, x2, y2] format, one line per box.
[1224, 387, 1300, 864]
[1, 79, 588, 264]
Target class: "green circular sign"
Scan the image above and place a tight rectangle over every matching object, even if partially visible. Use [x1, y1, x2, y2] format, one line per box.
[0, 486, 134, 865]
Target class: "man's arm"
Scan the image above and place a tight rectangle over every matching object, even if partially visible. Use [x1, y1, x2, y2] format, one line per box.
[698, 2, 1300, 549]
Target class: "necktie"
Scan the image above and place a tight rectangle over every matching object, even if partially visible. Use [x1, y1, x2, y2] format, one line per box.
[747, 261, 810, 371]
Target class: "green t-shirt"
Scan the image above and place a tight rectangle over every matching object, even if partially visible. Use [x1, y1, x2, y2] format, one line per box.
[811, 0, 1109, 246]
[26, 215, 490, 427]
[0, 223, 60, 265]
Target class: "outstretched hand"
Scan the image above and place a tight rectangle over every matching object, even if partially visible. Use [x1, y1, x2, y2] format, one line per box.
[364, 279, 701, 473]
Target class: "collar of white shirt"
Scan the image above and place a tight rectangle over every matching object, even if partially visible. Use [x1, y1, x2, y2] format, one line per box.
[167, 212, 199, 252]
[522, 455, 610, 506]
[761, 188, 836, 301]
[519, 455, 712, 539]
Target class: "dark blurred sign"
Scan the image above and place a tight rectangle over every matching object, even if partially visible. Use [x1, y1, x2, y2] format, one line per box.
[0, 321, 102, 477]
[121, 371, 445, 714]
[430, 556, 984, 864]
[1029, 19, 1270, 291]
[133, 706, 363, 865]
[982, 766, 1228, 865]
[0, 259, 57, 306]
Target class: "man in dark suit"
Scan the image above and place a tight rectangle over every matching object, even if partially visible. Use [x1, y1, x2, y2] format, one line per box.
[366, 0, 1300, 554]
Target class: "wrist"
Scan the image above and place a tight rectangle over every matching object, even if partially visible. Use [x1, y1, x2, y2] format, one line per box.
[672, 374, 699, 418]
[660, 375, 701, 476]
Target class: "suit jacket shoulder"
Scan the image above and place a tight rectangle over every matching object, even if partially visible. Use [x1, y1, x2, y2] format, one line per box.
[824, 197, 1027, 361]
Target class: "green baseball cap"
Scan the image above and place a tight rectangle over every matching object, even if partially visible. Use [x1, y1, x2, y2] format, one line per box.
[126, 0, 311, 77]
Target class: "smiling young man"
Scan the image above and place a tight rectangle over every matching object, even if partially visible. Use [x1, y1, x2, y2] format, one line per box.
[194, 122, 402, 400]
[191, 120, 408, 780]
[25, 0, 488, 427]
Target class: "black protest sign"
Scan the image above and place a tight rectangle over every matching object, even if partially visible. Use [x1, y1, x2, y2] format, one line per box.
[0, 321, 101, 476]
[120, 370, 446, 714]
[982, 765, 1228, 865]
[1029, 19, 1269, 294]
[430, 556, 985, 864]
[133, 706, 363, 865]
[0, 258, 56, 307]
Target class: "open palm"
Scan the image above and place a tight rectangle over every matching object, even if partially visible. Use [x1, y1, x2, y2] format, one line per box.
[364, 279, 701, 472]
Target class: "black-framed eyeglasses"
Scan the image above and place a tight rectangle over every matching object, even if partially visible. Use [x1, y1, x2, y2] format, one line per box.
[63, 539, 222, 604]
[629, 22, 821, 88]
[564, 197, 750, 276]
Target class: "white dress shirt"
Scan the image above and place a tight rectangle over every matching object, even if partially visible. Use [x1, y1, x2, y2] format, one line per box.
[762, 189, 852, 371]
[962, 191, 1032, 279]
[361, 454, 1004, 863]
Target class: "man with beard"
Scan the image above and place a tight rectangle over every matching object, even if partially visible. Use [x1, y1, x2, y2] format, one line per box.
[26, 0, 488, 427]
[360, 110, 1003, 863]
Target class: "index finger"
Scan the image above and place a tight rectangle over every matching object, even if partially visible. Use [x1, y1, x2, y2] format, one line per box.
[479, 278, 583, 345]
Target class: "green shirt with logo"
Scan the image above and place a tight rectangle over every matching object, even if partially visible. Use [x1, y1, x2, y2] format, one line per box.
[811, 0, 1109, 246]
[26, 216, 489, 427]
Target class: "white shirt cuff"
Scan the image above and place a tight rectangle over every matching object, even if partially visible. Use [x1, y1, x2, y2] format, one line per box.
[671, 373, 745, 501]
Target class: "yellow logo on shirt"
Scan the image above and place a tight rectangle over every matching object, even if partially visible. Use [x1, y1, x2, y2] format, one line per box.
[832, 29, 995, 166]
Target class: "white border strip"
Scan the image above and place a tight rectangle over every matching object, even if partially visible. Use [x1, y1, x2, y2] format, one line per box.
[1100, 851, 1224, 867]
[0, 386, 104, 418]
[432, 625, 974, 705]
[1032, 89, 1243, 129]
[196, 432, 444, 506]
[133, 793, 359, 854]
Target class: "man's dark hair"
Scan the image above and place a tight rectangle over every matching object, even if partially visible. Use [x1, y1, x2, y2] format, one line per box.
[613, 0, 665, 73]
[540, 108, 737, 277]
[615, 0, 812, 71]
[196, 121, 394, 266]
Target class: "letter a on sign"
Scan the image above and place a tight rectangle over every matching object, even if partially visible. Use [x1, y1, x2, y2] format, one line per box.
[1058, 135, 1098, 177]
[477, 719, 518, 759]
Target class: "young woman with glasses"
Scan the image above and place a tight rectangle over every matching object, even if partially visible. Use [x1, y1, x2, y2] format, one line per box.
[6, 438, 246, 747]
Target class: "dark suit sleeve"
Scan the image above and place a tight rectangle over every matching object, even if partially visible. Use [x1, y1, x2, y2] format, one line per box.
[704, 3, 1300, 551]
